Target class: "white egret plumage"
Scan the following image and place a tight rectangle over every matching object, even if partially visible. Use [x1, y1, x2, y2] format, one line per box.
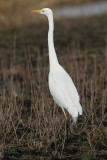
[31, 8, 82, 122]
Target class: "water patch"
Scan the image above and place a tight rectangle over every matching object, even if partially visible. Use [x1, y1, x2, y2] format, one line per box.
[55, 1, 107, 18]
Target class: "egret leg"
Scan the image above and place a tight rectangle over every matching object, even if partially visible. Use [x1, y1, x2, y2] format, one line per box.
[61, 107, 67, 119]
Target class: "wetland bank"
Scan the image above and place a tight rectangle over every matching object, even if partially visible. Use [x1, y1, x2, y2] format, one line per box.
[0, 13, 107, 160]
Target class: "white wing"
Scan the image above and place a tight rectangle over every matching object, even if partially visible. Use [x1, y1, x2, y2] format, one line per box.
[49, 64, 82, 118]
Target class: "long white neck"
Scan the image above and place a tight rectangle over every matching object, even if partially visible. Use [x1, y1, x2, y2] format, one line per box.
[47, 13, 59, 71]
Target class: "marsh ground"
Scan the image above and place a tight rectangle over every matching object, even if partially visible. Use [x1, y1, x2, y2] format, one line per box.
[0, 14, 107, 159]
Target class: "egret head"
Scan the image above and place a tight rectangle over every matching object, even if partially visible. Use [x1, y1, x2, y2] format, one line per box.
[31, 8, 53, 17]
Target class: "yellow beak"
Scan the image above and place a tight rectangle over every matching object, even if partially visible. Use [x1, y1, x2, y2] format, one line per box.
[31, 10, 41, 13]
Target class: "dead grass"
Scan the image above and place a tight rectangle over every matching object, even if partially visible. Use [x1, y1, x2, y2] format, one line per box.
[0, 15, 107, 159]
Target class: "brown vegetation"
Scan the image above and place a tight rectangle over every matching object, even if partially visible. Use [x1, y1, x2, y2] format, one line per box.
[0, 15, 107, 159]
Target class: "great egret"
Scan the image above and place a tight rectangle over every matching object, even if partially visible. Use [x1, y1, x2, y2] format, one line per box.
[31, 8, 82, 122]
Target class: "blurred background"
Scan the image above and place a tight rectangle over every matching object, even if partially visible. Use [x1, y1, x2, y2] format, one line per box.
[0, 0, 107, 28]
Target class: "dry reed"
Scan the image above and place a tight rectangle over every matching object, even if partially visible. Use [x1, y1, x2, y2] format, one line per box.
[0, 16, 107, 159]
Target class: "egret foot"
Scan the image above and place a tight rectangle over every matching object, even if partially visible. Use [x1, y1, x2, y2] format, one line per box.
[61, 107, 67, 119]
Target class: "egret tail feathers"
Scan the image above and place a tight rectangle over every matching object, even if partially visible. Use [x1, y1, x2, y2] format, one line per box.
[76, 103, 82, 115]
[72, 117, 77, 123]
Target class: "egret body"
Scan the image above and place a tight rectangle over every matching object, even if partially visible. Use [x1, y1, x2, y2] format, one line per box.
[31, 8, 82, 122]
